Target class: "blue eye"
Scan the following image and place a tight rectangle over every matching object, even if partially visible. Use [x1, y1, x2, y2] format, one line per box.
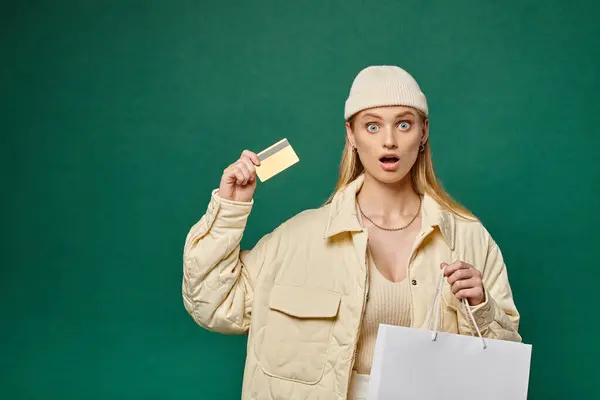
[366, 123, 379, 133]
[398, 121, 411, 130]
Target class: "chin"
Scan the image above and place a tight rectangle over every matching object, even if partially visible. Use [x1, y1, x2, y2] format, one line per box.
[368, 169, 411, 185]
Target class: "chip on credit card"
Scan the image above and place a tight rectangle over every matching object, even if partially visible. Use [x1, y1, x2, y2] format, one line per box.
[255, 138, 300, 182]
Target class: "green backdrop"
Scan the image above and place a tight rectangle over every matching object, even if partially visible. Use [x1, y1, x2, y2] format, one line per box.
[3, 0, 599, 398]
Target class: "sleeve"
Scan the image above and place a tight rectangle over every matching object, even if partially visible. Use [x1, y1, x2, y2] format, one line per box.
[457, 228, 523, 342]
[181, 189, 275, 334]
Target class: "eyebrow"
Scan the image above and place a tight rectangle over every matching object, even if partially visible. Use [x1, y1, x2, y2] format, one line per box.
[361, 111, 416, 120]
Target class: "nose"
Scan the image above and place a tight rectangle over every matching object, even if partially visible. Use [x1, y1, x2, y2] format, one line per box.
[382, 126, 398, 149]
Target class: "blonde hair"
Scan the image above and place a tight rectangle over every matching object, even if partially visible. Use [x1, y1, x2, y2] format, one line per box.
[325, 112, 476, 220]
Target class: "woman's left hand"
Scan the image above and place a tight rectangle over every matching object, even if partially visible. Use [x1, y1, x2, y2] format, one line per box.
[441, 262, 485, 306]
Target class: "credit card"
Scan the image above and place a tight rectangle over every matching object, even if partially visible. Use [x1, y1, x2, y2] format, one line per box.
[255, 138, 300, 182]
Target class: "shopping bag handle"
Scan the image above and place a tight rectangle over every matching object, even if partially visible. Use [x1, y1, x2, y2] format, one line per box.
[427, 267, 488, 350]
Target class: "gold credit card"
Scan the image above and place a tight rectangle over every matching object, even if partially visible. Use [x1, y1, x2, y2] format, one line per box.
[255, 138, 300, 182]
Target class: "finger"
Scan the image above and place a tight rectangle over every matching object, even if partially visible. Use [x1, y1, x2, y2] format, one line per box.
[235, 163, 251, 185]
[455, 287, 484, 302]
[234, 169, 246, 185]
[451, 276, 481, 294]
[223, 163, 235, 175]
[224, 160, 242, 174]
[241, 150, 261, 166]
[237, 160, 252, 180]
[447, 268, 475, 285]
[222, 165, 239, 182]
[239, 157, 257, 181]
[443, 261, 470, 277]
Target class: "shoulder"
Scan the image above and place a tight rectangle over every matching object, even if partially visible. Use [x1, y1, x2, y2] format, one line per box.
[271, 203, 332, 237]
[452, 212, 496, 251]
[423, 193, 494, 249]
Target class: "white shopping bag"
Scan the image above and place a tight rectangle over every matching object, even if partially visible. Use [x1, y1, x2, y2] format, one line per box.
[367, 269, 532, 400]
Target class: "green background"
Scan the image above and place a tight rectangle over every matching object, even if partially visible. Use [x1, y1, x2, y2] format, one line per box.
[2, 0, 599, 398]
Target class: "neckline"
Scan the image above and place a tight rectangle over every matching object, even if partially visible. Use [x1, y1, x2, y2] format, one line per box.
[368, 248, 409, 285]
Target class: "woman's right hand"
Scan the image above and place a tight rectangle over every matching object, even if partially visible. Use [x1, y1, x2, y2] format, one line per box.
[218, 150, 261, 203]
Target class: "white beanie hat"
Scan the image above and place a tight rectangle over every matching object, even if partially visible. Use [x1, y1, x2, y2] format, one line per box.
[344, 65, 429, 120]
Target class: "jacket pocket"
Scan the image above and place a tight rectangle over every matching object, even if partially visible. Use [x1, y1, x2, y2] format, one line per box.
[259, 285, 341, 384]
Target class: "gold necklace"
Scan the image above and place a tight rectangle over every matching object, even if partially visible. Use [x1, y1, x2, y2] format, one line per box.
[358, 196, 422, 231]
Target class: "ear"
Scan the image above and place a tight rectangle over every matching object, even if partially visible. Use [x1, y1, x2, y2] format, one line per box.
[345, 121, 356, 148]
[421, 117, 430, 146]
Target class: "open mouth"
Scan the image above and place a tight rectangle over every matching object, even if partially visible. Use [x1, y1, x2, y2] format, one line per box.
[379, 156, 400, 164]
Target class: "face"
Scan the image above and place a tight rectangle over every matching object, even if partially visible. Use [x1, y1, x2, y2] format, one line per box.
[346, 106, 428, 184]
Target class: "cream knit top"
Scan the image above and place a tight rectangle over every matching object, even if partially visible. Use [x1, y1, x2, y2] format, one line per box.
[353, 249, 413, 375]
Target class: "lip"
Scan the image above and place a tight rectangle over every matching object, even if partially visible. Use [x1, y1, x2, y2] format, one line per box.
[379, 159, 401, 171]
[379, 153, 401, 171]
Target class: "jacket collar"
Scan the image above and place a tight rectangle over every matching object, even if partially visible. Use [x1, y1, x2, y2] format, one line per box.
[323, 174, 456, 250]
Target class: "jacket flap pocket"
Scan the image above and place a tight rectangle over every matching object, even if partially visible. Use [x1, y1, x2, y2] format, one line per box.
[269, 285, 341, 318]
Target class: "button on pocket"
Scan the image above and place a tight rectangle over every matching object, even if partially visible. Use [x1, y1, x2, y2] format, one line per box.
[260, 285, 341, 384]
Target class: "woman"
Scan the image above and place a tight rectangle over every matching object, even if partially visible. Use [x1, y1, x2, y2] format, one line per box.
[182, 65, 521, 400]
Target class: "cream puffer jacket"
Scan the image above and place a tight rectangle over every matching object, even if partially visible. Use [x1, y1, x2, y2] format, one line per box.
[182, 174, 521, 400]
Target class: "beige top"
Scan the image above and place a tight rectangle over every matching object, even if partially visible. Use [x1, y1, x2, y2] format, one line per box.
[353, 249, 413, 375]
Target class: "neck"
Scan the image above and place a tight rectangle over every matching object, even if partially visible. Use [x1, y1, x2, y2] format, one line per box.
[357, 173, 421, 219]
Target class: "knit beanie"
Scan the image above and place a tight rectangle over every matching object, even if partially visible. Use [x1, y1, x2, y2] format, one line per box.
[344, 65, 429, 120]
